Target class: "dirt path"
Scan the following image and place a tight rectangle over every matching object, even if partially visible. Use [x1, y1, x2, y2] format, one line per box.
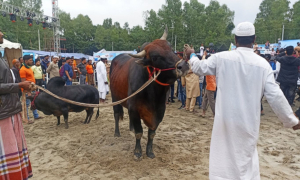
[25, 97, 300, 180]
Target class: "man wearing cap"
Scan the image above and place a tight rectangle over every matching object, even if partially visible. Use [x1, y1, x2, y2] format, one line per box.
[276, 46, 300, 105]
[96, 56, 109, 103]
[46, 56, 60, 79]
[186, 22, 300, 180]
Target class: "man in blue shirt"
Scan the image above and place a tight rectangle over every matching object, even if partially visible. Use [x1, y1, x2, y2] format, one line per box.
[41, 55, 50, 69]
[63, 57, 73, 86]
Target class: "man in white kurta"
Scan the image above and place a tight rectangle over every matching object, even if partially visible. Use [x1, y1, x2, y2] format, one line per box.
[189, 22, 300, 180]
[96, 56, 109, 103]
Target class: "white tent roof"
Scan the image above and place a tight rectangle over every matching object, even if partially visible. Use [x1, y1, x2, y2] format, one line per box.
[0, 39, 22, 49]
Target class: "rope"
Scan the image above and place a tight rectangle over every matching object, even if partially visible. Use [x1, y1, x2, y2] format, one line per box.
[31, 70, 161, 108]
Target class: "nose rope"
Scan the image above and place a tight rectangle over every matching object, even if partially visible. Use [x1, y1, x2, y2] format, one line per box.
[147, 59, 183, 86]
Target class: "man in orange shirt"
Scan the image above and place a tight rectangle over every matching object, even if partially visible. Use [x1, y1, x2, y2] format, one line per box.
[86, 60, 94, 86]
[19, 55, 42, 122]
[201, 52, 216, 119]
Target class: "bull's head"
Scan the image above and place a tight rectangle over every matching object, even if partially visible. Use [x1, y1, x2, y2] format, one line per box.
[129, 26, 189, 83]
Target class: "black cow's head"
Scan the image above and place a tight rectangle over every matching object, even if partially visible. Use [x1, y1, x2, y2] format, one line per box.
[130, 27, 189, 80]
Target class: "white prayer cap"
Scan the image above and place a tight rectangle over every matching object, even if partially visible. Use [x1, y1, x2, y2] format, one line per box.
[100, 55, 107, 59]
[235, 22, 255, 37]
[53, 56, 59, 59]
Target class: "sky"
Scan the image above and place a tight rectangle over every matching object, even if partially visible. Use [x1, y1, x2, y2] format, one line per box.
[41, 0, 298, 28]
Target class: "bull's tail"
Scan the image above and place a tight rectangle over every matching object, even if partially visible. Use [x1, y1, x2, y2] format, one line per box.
[95, 108, 100, 120]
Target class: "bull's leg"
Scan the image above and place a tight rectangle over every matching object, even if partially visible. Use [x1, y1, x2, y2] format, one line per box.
[57, 116, 60, 126]
[84, 109, 89, 124]
[63, 113, 69, 129]
[87, 108, 94, 124]
[129, 118, 134, 132]
[146, 129, 156, 159]
[113, 104, 123, 137]
[130, 110, 143, 160]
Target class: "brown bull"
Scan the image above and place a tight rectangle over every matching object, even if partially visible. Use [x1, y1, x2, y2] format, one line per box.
[110, 27, 190, 159]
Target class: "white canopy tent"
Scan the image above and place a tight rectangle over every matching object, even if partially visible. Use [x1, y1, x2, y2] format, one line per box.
[0, 39, 22, 68]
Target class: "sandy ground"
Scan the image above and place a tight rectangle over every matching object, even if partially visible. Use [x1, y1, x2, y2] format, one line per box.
[24, 95, 300, 180]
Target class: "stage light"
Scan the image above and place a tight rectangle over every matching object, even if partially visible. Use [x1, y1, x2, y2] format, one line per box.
[31, 12, 36, 17]
[14, 8, 20, 13]
[9, 13, 16, 23]
[2, 12, 6, 17]
[44, 16, 48, 20]
[20, 16, 24, 21]
[52, 18, 57, 22]
[42, 22, 47, 29]
[27, 18, 33, 26]
[26, 11, 30, 17]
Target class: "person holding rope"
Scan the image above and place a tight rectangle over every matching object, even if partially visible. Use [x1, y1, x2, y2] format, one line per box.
[0, 30, 34, 179]
[187, 22, 300, 180]
[20, 55, 43, 122]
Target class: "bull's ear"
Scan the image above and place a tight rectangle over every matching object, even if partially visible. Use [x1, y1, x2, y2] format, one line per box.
[135, 59, 152, 66]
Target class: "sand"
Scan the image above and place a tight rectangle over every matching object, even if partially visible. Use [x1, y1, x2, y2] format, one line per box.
[24, 96, 300, 180]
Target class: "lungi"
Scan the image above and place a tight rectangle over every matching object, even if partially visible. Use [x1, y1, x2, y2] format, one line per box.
[0, 113, 33, 180]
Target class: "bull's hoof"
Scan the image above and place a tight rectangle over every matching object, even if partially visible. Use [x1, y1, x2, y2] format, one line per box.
[114, 133, 121, 137]
[134, 152, 143, 161]
[57, 123, 60, 126]
[146, 152, 155, 159]
[65, 124, 69, 129]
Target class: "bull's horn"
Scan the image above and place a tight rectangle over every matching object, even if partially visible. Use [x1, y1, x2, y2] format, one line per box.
[160, 25, 168, 40]
[129, 50, 146, 58]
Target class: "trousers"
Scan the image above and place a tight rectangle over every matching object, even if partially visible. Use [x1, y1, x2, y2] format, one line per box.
[26, 93, 39, 120]
[79, 74, 86, 85]
[202, 89, 215, 115]
[186, 97, 197, 112]
[280, 83, 297, 105]
[196, 83, 204, 107]
[177, 80, 186, 106]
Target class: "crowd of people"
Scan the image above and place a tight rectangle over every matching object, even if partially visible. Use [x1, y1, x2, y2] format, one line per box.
[9, 54, 111, 124]
[167, 47, 217, 119]
[169, 40, 300, 119]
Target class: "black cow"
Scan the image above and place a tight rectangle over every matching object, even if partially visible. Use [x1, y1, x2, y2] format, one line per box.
[110, 27, 190, 159]
[29, 77, 100, 129]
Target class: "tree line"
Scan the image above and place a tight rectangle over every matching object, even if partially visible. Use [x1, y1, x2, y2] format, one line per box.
[1, 0, 299, 55]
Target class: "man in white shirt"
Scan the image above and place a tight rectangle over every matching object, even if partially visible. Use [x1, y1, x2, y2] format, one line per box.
[199, 44, 204, 57]
[187, 22, 300, 180]
[96, 55, 109, 103]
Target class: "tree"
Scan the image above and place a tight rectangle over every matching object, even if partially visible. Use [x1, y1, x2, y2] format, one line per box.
[182, 0, 206, 50]
[254, 0, 290, 43]
[290, 1, 300, 39]
[0, 0, 239, 54]
[103, 18, 112, 29]
[144, 9, 163, 41]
